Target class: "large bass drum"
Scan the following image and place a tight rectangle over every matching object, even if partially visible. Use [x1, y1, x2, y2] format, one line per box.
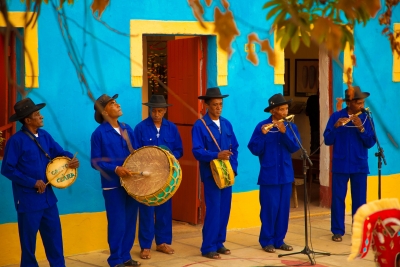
[121, 146, 182, 206]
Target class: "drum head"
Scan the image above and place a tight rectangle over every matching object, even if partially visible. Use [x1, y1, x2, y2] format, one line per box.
[122, 146, 171, 197]
[46, 156, 78, 189]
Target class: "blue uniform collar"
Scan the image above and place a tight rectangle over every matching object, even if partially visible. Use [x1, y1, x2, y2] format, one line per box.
[21, 125, 41, 136]
[102, 121, 127, 132]
[203, 113, 224, 125]
[144, 116, 168, 127]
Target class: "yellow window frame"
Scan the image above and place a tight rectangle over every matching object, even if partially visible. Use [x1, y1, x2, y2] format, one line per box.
[130, 20, 228, 87]
[0, 12, 39, 88]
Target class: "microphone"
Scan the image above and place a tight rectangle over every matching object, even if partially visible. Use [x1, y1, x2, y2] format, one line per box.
[361, 108, 370, 114]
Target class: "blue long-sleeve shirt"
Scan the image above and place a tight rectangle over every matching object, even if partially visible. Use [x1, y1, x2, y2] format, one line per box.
[1, 126, 73, 213]
[248, 116, 300, 185]
[191, 113, 239, 181]
[323, 108, 376, 174]
[90, 121, 136, 188]
[133, 117, 183, 160]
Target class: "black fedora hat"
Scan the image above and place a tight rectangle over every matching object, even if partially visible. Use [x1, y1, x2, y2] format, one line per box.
[94, 94, 118, 123]
[344, 86, 370, 101]
[264, 93, 292, 112]
[9, 98, 46, 122]
[143, 95, 172, 108]
[198, 87, 229, 100]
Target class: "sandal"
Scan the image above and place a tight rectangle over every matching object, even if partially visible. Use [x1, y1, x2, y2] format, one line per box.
[217, 246, 231, 255]
[124, 259, 141, 266]
[156, 243, 174, 254]
[278, 243, 293, 251]
[201, 251, 221, 259]
[140, 249, 151, 259]
[332, 234, 342, 242]
[262, 245, 275, 253]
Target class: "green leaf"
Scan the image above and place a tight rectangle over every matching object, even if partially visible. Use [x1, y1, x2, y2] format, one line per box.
[280, 31, 291, 49]
[262, 0, 279, 9]
[276, 27, 286, 41]
[300, 27, 311, 47]
[273, 10, 287, 25]
[266, 4, 283, 21]
[291, 30, 300, 53]
[286, 23, 297, 38]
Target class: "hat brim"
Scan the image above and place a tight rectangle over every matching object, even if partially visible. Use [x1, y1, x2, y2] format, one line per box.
[9, 103, 46, 122]
[264, 100, 292, 112]
[345, 92, 370, 101]
[142, 103, 172, 108]
[198, 94, 229, 100]
[94, 94, 118, 124]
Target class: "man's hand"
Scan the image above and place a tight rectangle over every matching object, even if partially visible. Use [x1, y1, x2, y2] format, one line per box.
[275, 121, 286, 133]
[218, 150, 233, 160]
[334, 117, 350, 128]
[351, 116, 362, 127]
[261, 124, 272, 135]
[68, 158, 80, 169]
[35, 180, 46, 194]
[115, 166, 132, 177]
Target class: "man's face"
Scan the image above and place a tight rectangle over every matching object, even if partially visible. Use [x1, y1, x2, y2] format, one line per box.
[103, 100, 122, 119]
[205, 98, 223, 119]
[347, 99, 365, 114]
[150, 108, 167, 123]
[271, 104, 288, 120]
[26, 110, 44, 128]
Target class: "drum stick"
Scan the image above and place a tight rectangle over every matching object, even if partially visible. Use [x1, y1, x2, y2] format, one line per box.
[129, 171, 151, 177]
[45, 152, 78, 186]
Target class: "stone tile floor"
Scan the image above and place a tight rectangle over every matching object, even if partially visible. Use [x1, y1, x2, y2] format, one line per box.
[4, 213, 376, 267]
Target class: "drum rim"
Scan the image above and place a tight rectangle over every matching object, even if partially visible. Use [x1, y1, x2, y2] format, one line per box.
[135, 158, 182, 206]
[46, 156, 78, 189]
[121, 146, 182, 206]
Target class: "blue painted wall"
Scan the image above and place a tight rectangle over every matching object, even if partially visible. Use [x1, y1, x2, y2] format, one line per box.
[1, 0, 399, 224]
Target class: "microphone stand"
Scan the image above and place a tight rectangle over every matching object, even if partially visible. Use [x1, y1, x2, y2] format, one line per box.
[278, 119, 330, 265]
[365, 110, 387, 199]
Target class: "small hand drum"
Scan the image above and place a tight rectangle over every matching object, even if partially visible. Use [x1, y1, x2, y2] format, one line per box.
[121, 146, 182, 206]
[210, 159, 235, 189]
[46, 156, 78, 189]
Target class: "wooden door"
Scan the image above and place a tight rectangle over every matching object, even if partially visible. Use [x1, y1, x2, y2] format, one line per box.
[0, 32, 17, 158]
[167, 37, 207, 224]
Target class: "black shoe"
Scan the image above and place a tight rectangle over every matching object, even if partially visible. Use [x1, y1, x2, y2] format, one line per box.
[124, 259, 141, 266]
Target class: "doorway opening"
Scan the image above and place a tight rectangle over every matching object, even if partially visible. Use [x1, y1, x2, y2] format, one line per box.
[0, 29, 23, 159]
[284, 41, 330, 213]
[142, 35, 209, 225]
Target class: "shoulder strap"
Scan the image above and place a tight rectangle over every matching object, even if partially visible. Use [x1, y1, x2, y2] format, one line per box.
[200, 119, 221, 152]
[120, 123, 135, 154]
[22, 130, 52, 161]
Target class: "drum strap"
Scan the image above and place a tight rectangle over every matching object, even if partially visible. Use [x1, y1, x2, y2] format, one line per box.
[22, 130, 52, 161]
[120, 123, 135, 154]
[200, 119, 221, 152]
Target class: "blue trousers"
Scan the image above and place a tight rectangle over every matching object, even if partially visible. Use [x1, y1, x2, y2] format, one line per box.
[138, 199, 172, 249]
[103, 187, 139, 267]
[17, 204, 65, 267]
[259, 183, 292, 248]
[201, 177, 232, 254]
[331, 173, 367, 235]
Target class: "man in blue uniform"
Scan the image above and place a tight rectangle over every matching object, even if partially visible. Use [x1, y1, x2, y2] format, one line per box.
[90, 94, 141, 267]
[248, 93, 300, 253]
[323, 86, 376, 242]
[133, 94, 183, 260]
[192, 87, 239, 260]
[1, 98, 79, 267]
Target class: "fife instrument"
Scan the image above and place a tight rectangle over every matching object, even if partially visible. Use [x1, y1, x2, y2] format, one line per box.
[342, 107, 369, 126]
[264, 114, 295, 131]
